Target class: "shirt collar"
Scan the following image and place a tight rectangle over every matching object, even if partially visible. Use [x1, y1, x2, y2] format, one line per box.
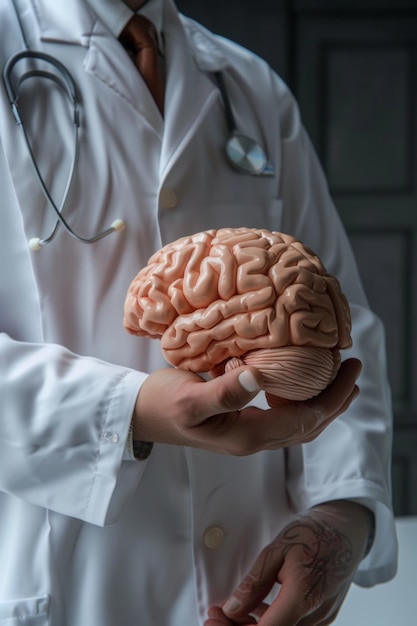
[86, 0, 164, 50]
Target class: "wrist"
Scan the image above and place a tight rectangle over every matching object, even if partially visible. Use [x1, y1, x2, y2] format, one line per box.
[310, 499, 375, 558]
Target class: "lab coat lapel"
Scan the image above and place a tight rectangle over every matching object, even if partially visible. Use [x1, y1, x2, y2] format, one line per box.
[30, 0, 231, 168]
[160, 3, 223, 179]
[31, 0, 95, 46]
[85, 23, 164, 135]
[32, 0, 164, 133]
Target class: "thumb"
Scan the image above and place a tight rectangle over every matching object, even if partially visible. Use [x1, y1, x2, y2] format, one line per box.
[237, 368, 263, 395]
[204, 366, 263, 416]
[222, 549, 281, 619]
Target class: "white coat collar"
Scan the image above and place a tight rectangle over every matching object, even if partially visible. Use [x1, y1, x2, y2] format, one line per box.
[85, 0, 164, 51]
[27, 0, 231, 73]
[21, 0, 231, 178]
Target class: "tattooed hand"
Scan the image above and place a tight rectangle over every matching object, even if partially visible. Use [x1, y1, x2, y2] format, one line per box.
[205, 500, 373, 626]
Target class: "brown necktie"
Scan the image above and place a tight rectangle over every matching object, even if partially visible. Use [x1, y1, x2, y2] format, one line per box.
[119, 14, 164, 114]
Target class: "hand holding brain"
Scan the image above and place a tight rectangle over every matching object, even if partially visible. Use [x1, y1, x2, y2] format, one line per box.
[124, 228, 352, 400]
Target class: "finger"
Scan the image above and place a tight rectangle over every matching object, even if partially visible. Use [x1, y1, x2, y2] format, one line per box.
[252, 565, 352, 626]
[263, 359, 361, 448]
[205, 606, 233, 625]
[250, 602, 270, 621]
[187, 365, 264, 423]
[265, 394, 292, 408]
[242, 382, 359, 453]
[205, 606, 256, 625]
[265, 357, 361, 410]
[305, 358, 362, 419]
[249, 578, 320, 626]
[192, 358, 361, 454]
[272, 359, 361, 446]
[223, 546, 284, 619]
[328, 383, 360, 419]
[270, 384, 359, 448]
[297, 384, 360, 444]
[224, 545, 338, 626]
[212, 357, 360, 427]
[245, 587, 301, 626]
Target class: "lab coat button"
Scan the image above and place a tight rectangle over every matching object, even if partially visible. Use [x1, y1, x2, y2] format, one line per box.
[160, 187, 178, 209]
[203, 525, 225, 549]
[101, 431, 119, 443]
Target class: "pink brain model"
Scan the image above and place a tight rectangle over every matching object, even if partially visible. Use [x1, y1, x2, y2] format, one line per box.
[124, 227, 352, 400]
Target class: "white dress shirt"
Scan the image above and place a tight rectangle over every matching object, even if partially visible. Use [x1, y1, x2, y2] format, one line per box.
[87, 0, 164, 48]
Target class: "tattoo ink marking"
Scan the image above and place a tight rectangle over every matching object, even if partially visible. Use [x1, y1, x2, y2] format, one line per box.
[277, 517, 353, 603]
[241, 517, 353, 609]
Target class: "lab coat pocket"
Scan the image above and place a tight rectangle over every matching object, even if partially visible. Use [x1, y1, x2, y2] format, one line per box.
[0, 596, 49, 624]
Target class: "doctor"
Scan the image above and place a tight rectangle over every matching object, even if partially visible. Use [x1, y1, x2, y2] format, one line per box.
[0, 0, 397, 625]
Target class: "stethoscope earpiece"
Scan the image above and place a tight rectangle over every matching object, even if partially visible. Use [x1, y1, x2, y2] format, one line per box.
[28, 237, 43, 252]
[28, 219, 126, 252]
[110, 219, 127, 233]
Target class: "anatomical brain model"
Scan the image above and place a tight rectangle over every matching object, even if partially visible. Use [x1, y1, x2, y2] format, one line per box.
[124, 227, 352, 401]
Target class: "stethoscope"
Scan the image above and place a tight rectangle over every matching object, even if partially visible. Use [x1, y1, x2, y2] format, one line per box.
[2, 0, 275, 251]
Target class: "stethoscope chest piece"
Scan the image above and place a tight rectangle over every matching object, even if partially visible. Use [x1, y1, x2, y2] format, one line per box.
[225, 132, 275, 176]
[226, 132, 267, 175]
[214, 71, 275, 177]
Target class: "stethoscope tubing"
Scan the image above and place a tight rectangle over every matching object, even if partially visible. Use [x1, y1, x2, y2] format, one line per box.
[3, 48, 124, 248]
[3, 50, 79, 114]
[3, 0, 274, 250]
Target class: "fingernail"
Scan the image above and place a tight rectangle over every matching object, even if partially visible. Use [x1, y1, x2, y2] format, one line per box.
[223, 597, 242, 614]
[238, 370, 260, 394]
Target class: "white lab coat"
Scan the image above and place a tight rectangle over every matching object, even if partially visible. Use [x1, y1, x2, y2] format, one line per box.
[0, 0, 397, 624]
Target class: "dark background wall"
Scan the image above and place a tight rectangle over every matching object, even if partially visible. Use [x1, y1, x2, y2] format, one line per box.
[176, 0, 417, 517]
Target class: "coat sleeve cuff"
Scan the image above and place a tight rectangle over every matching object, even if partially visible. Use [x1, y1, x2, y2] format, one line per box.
[84, 369, 150, 526]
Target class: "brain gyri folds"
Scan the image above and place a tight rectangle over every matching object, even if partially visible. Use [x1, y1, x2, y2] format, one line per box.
[124, 228, 352, 400]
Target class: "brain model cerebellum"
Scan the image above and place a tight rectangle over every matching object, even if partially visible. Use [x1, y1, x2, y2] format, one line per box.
[123, 227, 352, 401]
